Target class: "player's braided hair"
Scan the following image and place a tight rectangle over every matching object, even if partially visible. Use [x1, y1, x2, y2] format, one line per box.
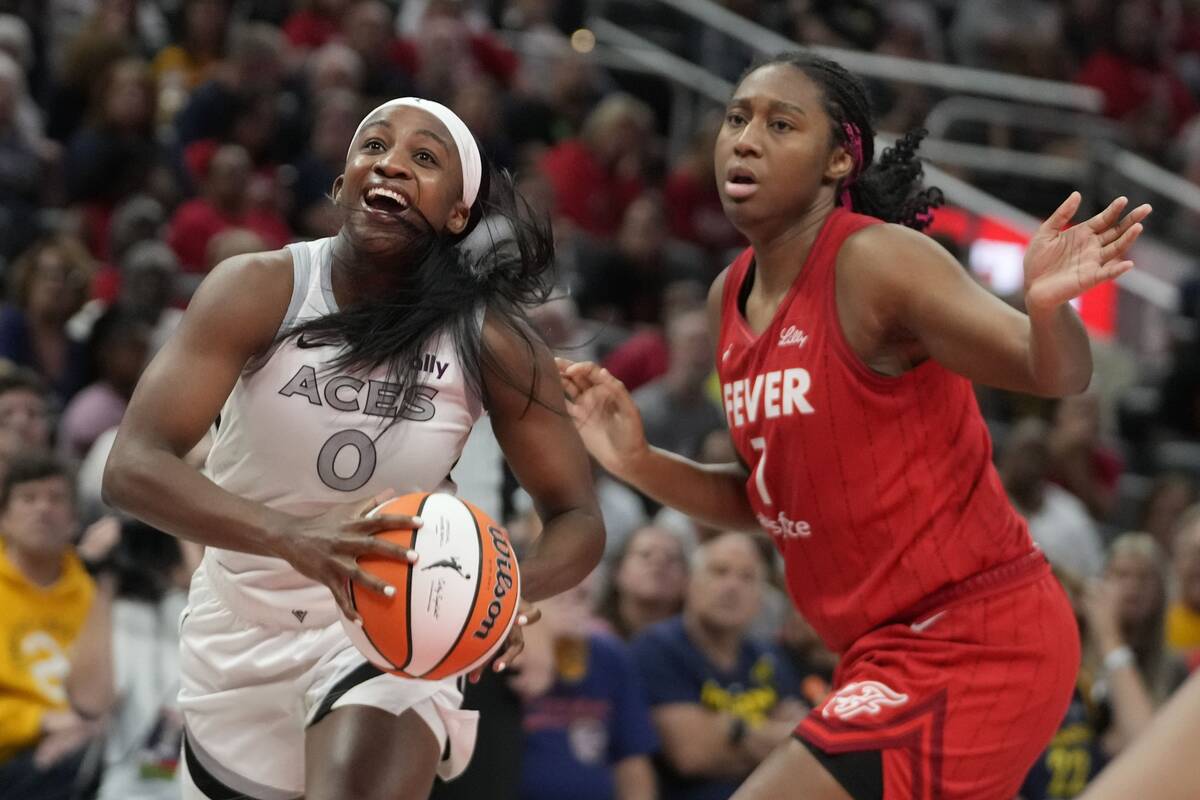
[257, 154, 556, 419]
[745, 52, 943, 230]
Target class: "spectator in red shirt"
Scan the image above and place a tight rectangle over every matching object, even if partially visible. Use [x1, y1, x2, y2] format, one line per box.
[167, 144, 291, 274]
[283, 0, 350, 50]
[664, 114, 743, 256]
[1075, 0, 1196, 155]
[540, 94, 654, 237]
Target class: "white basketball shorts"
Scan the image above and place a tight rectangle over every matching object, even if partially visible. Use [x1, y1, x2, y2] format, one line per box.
[177, 558, 479, 799]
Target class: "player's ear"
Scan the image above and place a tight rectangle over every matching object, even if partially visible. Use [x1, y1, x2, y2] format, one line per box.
[332, 175, 345, 203]
[445, 200, 470, 236]
[825, 144, 854, 183]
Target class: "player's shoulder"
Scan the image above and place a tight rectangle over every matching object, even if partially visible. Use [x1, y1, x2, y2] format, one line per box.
[184, 247, 296, 351]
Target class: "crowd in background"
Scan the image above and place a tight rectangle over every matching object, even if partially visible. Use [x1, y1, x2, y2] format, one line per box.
[1, 1, 1199, 799]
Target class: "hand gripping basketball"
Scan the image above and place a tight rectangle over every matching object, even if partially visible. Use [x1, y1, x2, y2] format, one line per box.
[274, 490, 422, 623]
[468, 599, 541, 684]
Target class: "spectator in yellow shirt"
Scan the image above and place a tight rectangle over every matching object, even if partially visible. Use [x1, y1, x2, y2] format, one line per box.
[1167, 506, 1200, 658]
[0, 453, 97, 800]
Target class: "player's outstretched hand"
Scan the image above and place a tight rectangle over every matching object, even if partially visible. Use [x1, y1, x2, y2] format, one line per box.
[556, 358, 650, 479]
[1023, 192, 1152, 313]
[274, 489, 422, 623]
[468, 598, 541, 684]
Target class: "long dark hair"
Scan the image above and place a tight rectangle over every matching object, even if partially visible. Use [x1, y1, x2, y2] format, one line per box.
[742, 52, 943, 230]
[265, 156, 556, 417]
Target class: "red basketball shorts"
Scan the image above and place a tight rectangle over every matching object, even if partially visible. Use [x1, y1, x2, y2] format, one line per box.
[796, 554, 1079, 800]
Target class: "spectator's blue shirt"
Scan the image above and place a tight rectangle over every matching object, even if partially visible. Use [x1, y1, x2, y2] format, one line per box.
[631, 616, 799, 800]
[1020, 686, 1106, 800]
[518, 632, 658, 800]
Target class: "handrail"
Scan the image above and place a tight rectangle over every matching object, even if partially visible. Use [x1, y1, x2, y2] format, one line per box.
[647, 0, 1104, 113]
[590, 18, 733, 101]
[924, 96, 1122, 143]
[1108, 148, 1200, 214]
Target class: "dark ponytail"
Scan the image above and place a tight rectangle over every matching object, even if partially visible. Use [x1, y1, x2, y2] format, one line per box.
[742, 52, 943, 231]
[261, 155, 556, 419]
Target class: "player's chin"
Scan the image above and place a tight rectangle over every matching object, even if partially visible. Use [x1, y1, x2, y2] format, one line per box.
[345, 208, 426, 254]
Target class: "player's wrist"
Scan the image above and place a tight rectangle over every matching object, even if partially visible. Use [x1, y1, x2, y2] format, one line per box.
[1102, 644, 1136, 675]
[615, 442, 655, 484]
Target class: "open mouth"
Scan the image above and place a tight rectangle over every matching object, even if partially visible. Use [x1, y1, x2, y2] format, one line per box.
[362, 186, 412, 216]
[724, 169, 759, 200]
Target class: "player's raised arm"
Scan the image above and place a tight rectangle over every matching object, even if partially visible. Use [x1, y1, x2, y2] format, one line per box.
[841, 194, 1150, 397]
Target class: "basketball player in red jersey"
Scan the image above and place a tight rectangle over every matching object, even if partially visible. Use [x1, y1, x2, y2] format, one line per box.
[559, 53, 1151, 800]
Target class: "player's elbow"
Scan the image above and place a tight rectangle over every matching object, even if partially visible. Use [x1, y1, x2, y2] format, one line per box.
[101, 438, 143, 512]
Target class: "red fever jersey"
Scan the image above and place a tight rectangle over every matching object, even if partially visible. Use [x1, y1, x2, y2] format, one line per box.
[716, 207, 1036, 654]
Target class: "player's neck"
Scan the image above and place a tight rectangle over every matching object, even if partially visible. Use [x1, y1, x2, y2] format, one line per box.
[329, 232, 409, 306]
[683, 612, 742, 670]
[747, 202, 833, 299]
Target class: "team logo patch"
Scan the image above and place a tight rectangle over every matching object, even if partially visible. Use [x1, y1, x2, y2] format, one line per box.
[822, 680, 909, 721]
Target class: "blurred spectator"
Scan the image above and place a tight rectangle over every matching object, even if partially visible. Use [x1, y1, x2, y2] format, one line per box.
[67, 520, 192, 800]
[513, 572, 658, 800]
[540, 94, 653, 237]
[291, 88, 361, 238]
[1137, 471, 1198, 550]
[1166, 506, 1200, 655]
[1000, 417, 1105, 579]
[47, 0, 161, 143]
[173, 22, 298, 158]
[574, 195, 709, 326]
[306, 41, 365, 97]
[283, 0, 351, 50]
[152, 0, 231, 121]
[64, 57, 167, 256]
[663, 115, 742, 257]
[452, 78, 515, 170]
[1083, 534, 1188, 756]
[507, 50, 601, 149]
[203, 227, 269, 272]
[1047, 393, 1124, 521]
[602, 281, 708, 392]
[597, 525, 688, 639]
[58, 310, 150, 461]
[167, 143, 291, 274]
[949, 0, 1061, 72]
[0, 453, 98, 800]
[0, 51, 48, 264]
[408, 0, 518, 100]
[340, 0, 416, 105]
[1075, 0, 1196, 157]
[0, 236, 94, 402]
[1158, 351, 1200, 439]
[633, 308, 725, 459]
[0, 368, 53, 481]
[90, 194, 168, 304]
[630, 533, 802, 800]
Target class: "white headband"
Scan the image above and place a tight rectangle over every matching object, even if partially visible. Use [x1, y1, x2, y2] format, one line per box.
[349, 97, 483, 208]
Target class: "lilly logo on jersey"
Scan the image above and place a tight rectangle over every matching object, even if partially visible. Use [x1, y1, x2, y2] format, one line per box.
[778, 325, 808, 348]
[722, 368, 815, 429]
[822, 681, 909, 721]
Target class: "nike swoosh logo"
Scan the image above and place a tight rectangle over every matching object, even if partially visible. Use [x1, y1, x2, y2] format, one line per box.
[296, 334, 322, 349]
[910, 611, 946, 633]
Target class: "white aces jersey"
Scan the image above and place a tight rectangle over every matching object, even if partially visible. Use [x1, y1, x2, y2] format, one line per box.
[200, 237, 484, 623]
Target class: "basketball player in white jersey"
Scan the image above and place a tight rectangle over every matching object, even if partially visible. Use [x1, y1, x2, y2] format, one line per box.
[102, 98, 605, 800]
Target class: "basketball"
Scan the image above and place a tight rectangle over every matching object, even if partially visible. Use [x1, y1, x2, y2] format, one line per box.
[340, 492, 521, 680]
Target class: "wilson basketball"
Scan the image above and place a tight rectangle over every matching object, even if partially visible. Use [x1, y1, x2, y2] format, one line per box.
[341, 492, 521, 680]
